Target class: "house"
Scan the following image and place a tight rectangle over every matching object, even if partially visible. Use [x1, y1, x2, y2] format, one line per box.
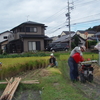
[53, 32, 86, 45]
[53, 33, 75, 43]
[53, 31, 75, 43]
[76, 30, 96, 39]
[6, 21, 52, 53]
[61, 31, 75, 37]
[0, 31, 12, 53]
[87, 32, 100, 42]
[94, 32, 100, 39]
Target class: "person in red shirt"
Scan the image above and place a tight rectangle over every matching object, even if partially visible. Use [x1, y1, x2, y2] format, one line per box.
[68, 52, 84, 82]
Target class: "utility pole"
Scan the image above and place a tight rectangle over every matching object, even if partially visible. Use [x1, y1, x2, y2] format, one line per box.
[65, 0, 74, 50]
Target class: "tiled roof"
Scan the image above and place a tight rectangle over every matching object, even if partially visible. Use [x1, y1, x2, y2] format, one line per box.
[77, 30, 96, 34]
[95, 32, 100, 35]
[22, 21, 44, 25]
[53, 33, 76, 43]
[62, 31, 75, 35]
[10, 21, 46, 31]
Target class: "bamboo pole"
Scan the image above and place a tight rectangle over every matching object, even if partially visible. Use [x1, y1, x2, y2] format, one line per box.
[7, 77, 21, 100]
[0, 77, 13, 99]
[0, 80, 39, 84]
[6, 78, 18, 95]
[0, 78, 39, 100]
[21, 80, 39, 84]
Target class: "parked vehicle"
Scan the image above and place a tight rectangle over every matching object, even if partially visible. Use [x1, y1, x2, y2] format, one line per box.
[50, 43, 69, 52]
[45, 43, 56, 51]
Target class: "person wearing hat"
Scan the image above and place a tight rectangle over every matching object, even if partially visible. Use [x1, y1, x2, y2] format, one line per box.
[70, 45, 86, 56]
[48, 53, 57, 67]
[68, 45, 86, 82]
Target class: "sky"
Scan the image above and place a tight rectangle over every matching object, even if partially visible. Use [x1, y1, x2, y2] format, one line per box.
[0, 0, 100, 37]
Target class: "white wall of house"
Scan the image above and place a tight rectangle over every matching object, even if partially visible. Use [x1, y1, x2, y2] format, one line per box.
[51, 36, 58, 41]
[61, 32, 66, 36]
[0, 31, 12, 52]
[0, 31, 12, 43]
[77, 31, 94, 39]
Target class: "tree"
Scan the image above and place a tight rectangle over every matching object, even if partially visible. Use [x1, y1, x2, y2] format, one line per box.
[73, 35, 81, 45]
[86, 25, 100, 32]
[71, 35, 81, 49]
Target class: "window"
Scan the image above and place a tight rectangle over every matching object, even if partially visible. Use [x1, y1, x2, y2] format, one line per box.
[20, 27, 24, 32]
[28, 42, 36, 51]
[26, 27, 37, 32]
[28, 41, 40, 51]
[3, 36, 7, 39]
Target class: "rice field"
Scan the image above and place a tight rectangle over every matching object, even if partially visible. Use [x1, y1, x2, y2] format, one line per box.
[0, 56, 50, 79]
[59, 53, 98, 61]
[0, 52, 98, 80]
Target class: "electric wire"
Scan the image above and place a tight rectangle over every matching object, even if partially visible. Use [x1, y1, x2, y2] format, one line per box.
[71, 18, 100, 25]
[45, 0, 97, 33]
[45, 0, 100, 35]
[71, 13, 100, 23]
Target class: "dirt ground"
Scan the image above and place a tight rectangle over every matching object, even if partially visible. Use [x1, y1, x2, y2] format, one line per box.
[92, 63, 100, 79]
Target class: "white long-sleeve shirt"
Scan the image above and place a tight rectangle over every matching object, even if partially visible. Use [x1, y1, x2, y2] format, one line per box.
[70, 47, 83, 57]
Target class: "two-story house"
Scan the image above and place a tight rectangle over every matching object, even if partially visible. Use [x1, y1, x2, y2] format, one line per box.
[6, 21, 52, 53]
[76, 30, 96, 39]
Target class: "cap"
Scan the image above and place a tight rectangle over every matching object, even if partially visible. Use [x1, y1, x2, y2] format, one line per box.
[50, 53, 54, 56]
[81, 45, 86, 51]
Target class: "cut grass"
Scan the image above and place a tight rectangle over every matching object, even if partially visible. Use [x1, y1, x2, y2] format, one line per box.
[40, 67, 90, 100]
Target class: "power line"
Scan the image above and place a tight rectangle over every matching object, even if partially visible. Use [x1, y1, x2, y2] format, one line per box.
[42, 6, 67, 22]
[46, 17, 100, 36]
[46, 21, 66, 31]
[71, 13, 100, 23]
[45, 0, 100, 36]
[74, 0, 97, 6]
[45, 1, 96, 34]
[48, 25, 66, 34]
[71, 18, 100, 25]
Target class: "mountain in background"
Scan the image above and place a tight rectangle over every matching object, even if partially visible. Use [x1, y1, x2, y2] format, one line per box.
[86, 25, 100, 32]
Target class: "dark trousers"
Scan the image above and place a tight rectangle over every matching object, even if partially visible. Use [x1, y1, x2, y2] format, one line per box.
[68, 57, 79, 81]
